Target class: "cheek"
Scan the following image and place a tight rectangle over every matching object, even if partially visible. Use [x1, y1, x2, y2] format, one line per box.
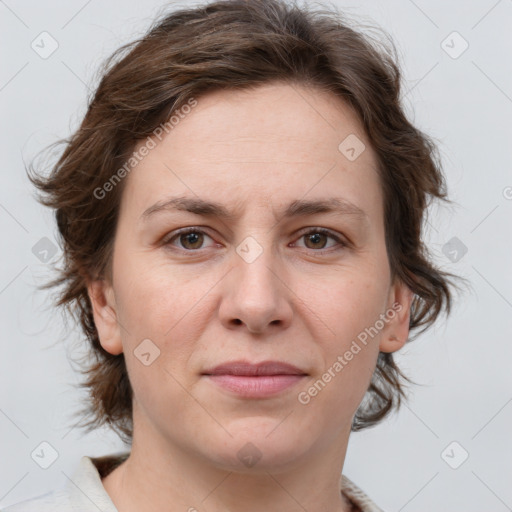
[296, 347, 378, 437]
[112, 254, 220, 384]
[114, 258, 208, 422]
[295, 274, 385, 417]
[295, 266, 390, 344]
[114, 252, 203, 331]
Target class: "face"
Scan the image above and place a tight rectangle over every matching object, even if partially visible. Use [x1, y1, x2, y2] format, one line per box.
[89, 82, 412, 472]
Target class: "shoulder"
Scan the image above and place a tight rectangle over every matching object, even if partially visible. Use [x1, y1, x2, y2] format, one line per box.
[1, 488, 70, 511]
[1, 452, 129, 512]
[340, 474, 385, 512]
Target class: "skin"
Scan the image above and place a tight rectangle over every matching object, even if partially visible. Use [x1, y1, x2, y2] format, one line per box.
[88, 82, 413, 512]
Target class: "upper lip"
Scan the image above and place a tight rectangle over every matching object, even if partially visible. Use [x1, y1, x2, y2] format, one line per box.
[202, 360, 308, 376]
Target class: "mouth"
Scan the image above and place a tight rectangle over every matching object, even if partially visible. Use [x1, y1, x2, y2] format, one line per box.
[201, 360, 308, 398]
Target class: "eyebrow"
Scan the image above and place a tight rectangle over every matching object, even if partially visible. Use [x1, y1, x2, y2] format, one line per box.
[140, 195, 369, 224]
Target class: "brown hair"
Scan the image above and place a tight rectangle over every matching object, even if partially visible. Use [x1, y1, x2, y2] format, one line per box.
[29, 0, 458, 443]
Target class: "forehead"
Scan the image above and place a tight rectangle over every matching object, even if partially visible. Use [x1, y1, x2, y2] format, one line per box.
[120, 82, 382, 221]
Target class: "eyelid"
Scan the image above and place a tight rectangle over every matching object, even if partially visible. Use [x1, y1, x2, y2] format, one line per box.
[162, 226, 348, 253]
[292, 227, 348, 251]
[161, 226, 217, 249]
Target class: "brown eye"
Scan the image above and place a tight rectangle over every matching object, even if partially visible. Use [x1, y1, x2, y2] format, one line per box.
[294, 228, 347, 253]
[179, 231, 204, 250]
[303, 231, 329, 249]
[164, 228, 215, 251]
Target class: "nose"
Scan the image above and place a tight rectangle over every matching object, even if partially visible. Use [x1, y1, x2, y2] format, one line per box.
[218, 243, 293, 335]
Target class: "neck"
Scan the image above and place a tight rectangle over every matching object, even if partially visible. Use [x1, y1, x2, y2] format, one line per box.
[102, 413, 354, 512]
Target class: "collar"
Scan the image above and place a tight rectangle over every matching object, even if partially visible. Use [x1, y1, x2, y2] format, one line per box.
[66, 452, 382, 512]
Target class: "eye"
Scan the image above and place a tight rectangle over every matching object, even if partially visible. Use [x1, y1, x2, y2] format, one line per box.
[163, 227, 216, 251]
[292, 228, 347, 252]
[162, 226, 348, 254]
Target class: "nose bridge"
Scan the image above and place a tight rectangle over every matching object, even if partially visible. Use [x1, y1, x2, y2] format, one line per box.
[233, 229, 280, 302]
[219, 226, 292, 333]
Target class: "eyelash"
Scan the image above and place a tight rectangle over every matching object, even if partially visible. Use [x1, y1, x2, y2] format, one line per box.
[162, 226, 348, 255]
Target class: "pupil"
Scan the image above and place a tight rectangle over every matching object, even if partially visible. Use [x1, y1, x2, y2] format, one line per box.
[307, 232, 325, 248]
[183, 232, 202, 248]
[180, 232, 327, 250]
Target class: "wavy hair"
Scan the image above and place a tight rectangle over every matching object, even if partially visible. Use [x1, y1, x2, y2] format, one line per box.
[28, 0, 458, 443]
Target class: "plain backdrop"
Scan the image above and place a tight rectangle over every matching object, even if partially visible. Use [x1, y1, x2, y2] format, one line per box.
[1, 1, 511, 510]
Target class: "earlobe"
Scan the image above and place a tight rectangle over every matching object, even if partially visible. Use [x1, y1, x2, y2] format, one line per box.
[380, 333, 406, 353]
[87, 279, 123, 356]
[379, 282, 414, 354]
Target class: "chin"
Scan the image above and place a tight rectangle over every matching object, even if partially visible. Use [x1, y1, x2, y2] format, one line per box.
[200, 417, 312, 473]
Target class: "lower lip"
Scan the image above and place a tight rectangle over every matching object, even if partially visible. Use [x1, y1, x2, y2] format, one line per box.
[205, 374, 306, 398]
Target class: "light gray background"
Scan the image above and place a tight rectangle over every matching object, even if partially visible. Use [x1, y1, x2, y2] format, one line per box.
[1, 0, 511, 510]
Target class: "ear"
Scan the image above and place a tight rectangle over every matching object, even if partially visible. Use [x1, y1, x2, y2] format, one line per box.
[379, 279, 414, 354]
[87, 279, 123, 355]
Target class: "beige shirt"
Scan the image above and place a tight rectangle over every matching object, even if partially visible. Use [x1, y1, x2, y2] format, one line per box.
[2, 452, 383, 512]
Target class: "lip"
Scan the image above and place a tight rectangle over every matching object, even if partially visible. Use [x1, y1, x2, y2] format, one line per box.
[202, 360, 308, 398]
[203, 360, 307, 376]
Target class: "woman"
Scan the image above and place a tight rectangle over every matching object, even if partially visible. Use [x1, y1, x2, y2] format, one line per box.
[4, 0, 455, 510]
